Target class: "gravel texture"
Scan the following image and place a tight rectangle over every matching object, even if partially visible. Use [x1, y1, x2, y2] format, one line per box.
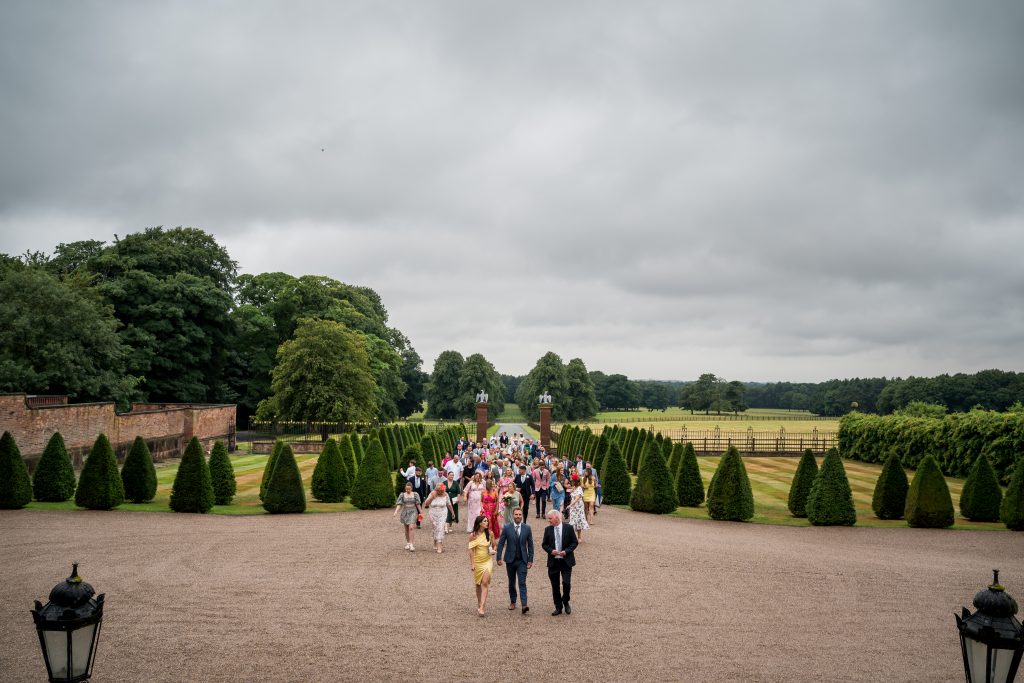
[1, 507, 1021, 682]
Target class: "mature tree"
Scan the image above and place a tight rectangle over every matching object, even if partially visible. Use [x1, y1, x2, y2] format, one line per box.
[871, 452, 909, 520]
[396, 345, 427, 417]
[680, 373, 731, 414]
[637, 381, 672, 411]
[32, 432, 77, 502]
[87, 227, 237, 403]
[806, 448, 856, 526]
[262, 443, 307, 513]
[121, 436, 158, 503]
[257, 319, 378, 422]
[724, 381, 747, 413]
[75, 434, 125, 510]
[208, 440, 236, 505]
[169, 437, 215, 513]
[0, 268, 138, 405]
[904, 455, 954, 528]
[0, 431, 33, 509]
[457, 353, 505, 419]
[517, 352, 569, 421]
[595, 373, 641, 411]
[564, 358, 600, 420]
[1001, 456, 1024, 530]
[425, 350, 464, 419]
[706, 446, 754, 521]
[787, 449, 819, 518]
[364, 334, 407, 421]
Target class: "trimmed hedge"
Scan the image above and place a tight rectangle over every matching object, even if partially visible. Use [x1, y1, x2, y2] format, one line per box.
[121, 436, 157, 503]
[351, 437, 395, 509]
[839, 410, 1022, 484]
[871, 451, 909, 520]
[208, 440, 237, 505]
[904, 454, 954, 528]
[339, 434, 358, 479]
[675, 442, 704, 507]
[630, 440, 677, 513]
[32, 432, 77, 502]
[959, 454, 1002, 522]
[311, 438, 347, 503]
[0, 431, 33, 509]
[259, 440, 284, 502]
[601, 440, 632, 505]
[787, 449, 819, 518]
[263, 443, 306, 513]
[169, 437, 214, 513]
[75, 433, 125, 510]
[706, 446, 754, 521]
[1000, 456, 1024, 530]
[806, 448, 856, 526]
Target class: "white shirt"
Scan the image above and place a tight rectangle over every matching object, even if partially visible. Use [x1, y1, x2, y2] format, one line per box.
[444, 459, 463, 479]
[401, 465, 416, 479]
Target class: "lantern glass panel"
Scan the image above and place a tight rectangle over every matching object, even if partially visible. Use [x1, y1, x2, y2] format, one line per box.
[71, 623, 97, 677]
[990, 647, 1013, 683]
[42, 630, 68, 679]
[966, 637, 1014, 683]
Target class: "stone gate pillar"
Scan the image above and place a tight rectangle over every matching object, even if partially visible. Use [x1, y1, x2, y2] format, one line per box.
[476, 402, 488, 443]
[538, 393, 552, 449]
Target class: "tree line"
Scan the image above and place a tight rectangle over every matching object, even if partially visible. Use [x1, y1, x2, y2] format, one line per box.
[0, 228, 427, 423]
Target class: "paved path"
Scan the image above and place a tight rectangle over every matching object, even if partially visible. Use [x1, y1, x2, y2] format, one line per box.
[1, 507, 1021, 681]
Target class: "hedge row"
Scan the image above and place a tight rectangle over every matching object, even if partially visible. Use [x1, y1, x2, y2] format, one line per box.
[838, 410, 1023, 483]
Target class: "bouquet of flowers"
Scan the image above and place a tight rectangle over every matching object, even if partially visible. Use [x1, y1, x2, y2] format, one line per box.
[501, 492, 515, 507]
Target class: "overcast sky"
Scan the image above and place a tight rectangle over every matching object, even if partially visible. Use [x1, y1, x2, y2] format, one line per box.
[2, 2, 1022, 382]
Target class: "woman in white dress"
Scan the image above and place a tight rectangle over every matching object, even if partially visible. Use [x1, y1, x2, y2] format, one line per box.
[567, 481, 590, 542]
[463, 472, 486, 533]
[423, 482, 456, 554]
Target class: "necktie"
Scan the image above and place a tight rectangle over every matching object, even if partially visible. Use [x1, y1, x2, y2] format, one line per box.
[516, 524, 521, 536]
[555, 525, 561, 551]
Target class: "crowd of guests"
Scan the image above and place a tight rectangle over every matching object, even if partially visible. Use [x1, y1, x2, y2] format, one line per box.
[393, 431, 601, 616]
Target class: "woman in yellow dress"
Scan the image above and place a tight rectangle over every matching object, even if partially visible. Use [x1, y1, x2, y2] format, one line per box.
[581, 470, 597, 525]
[467, 514, 496, 616]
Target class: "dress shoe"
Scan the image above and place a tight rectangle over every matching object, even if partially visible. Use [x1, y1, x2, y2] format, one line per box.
[564, 604, 572, 615]
[522, 606, 530, 615]
[508, 603, 516, 610]
[551, 609, 562, 616]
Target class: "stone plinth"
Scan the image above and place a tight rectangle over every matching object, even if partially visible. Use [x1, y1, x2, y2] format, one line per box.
[539, 403, 552, 449]
[476, 402, 488, 443]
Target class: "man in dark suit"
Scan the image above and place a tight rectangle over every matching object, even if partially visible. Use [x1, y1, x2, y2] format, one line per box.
[514, 464, 534, 521]
[406, 468, 428, 528]
[541, 509, 578, 615]
[496, 507, 534, 614]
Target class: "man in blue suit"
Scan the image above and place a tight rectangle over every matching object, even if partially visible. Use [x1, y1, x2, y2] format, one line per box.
[496, 507, 534, 614]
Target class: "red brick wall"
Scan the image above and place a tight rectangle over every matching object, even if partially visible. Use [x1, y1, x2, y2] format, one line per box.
[0, 394, 236, 472]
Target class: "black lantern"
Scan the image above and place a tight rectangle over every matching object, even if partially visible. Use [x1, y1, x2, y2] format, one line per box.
[30, 563, 105, 682]
[956, 569, 1024, 683]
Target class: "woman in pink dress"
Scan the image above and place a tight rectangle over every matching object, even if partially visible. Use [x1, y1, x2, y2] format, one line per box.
[463, 472, 485, 533]
[480, 479, 500, 542]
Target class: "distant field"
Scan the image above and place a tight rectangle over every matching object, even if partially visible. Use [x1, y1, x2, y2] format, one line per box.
[496, 404, 525, 421]
[28, 454, 355, 516]
[561, 407, 839, 434]
[663, 456, 1004, 530]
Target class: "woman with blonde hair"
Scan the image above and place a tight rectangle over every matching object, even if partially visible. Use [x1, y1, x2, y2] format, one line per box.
[581, 469, 597, 525]
[468, 515, 496, 616]
[481, 479, 500, 541]
[423, 482, 456, 553]
[463, 471, 485, 533]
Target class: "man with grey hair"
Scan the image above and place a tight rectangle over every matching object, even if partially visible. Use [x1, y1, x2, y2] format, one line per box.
[541, 509, 578, 616]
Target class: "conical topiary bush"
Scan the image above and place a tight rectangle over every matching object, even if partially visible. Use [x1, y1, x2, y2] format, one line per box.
[959, 454, 1003, 522]
[0, 431, 33, 509]
[262, 443, 306, 513]
[666, 442, 682, 476]
[999, 456, 1024, 531]
[121, 436, 157, 503]
[208, 440, 236, 505]
[675, 442, 705, 507]
[311, 438, 347, 503]
[75, 433, 125, 510]
[871, 451, 909, 520]
[705, 446, 754, 522]
[593, 433, 609, 474]
[600, 440, 632, 505]
[806, 448, 856, 526]
[32, 432, 76, 502]
[787, 449, 819, 518]
[259, 440, 284, 502]
[904, 454, 954, 529]
[169, 437, 214, 513]
[340, 434, 358, 480]
[351, 437, 394, 509]
[630, 440, 678, 514]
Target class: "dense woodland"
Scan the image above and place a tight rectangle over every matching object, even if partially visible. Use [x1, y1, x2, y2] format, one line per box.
[2, 228, 1022, 423]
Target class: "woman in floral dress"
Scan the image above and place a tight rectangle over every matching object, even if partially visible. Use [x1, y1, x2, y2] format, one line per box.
[567, 480, 590, 541]
[480, 479, 500, 541]
[463, 472, 485, 533]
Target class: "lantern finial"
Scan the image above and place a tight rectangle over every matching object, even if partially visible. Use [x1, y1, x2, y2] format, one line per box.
[992, 569, 1003, 591]
[70, 562, 81, 584]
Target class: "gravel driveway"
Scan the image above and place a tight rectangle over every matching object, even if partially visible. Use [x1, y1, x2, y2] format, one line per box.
[1, 506, 1020, 682]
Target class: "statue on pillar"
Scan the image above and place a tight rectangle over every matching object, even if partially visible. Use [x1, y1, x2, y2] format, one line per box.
[476, 389, 488, 404]
[538, 391, 552, 405]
